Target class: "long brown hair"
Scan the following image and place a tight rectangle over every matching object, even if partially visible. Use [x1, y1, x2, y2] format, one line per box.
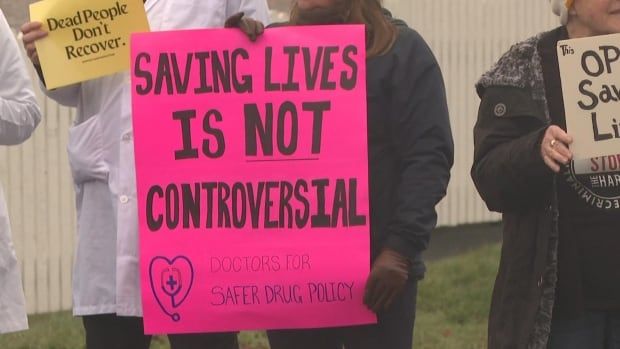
[289, 0, 397, 58]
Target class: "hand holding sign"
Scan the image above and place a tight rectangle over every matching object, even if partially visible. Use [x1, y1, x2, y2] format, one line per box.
[541, 125, 573, 173]
[363, 249, 410, 313]
[224, 12, 264, 42]
[20, 21, 48, 66]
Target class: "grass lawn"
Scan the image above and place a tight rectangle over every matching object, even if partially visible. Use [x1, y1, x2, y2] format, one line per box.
[413, 243, 499, 349]
[0, 244, 500, 349]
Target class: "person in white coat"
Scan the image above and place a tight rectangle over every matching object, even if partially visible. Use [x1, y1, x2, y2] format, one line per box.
[0, 9, 41, 334]
[20, 1, 270, 348]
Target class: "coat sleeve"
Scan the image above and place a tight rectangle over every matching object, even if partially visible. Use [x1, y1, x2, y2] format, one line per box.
[0, 11, 41, 145]
[471, 86, 554, 213]
[30, 52, 80, 107]
[39, 81, 81, 108]
[382, 29, 454, 261]
[26, 41, 80, 107]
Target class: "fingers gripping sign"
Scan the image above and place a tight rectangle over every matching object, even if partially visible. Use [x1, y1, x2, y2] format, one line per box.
[541, 125, 574, 173]
[224, 12, 265, 42]
[20, 21, 48, 66]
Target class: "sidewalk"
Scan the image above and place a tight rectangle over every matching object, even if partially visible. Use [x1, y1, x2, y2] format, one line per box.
[425, 222, 502, 261]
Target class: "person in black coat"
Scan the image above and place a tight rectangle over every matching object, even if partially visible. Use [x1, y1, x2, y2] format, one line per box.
[472, 0, 620, 348]
[228, 1, 453, 347]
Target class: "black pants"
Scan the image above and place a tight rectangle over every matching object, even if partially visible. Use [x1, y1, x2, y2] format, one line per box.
[82, 314, 239, 349]
[267, 280, 418, 349]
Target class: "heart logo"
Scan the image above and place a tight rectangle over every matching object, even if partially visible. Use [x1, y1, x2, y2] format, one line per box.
[149, 256, 194, 322]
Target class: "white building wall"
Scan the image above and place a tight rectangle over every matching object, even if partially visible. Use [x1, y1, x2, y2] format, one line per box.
[384, 0, 558, 226]
[0, 59, 76, 314]
[3, 1, 559, 313]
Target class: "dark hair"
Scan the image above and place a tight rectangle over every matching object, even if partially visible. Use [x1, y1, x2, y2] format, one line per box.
[289, 0, 397, 58]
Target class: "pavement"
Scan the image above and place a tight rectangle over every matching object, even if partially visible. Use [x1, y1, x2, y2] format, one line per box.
[424, 222, 503, 261]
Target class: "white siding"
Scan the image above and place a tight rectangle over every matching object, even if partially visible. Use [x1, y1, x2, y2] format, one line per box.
[3, 1, 560, 313]
[383, 0, 558, 226]
[1, 58, 76, 314]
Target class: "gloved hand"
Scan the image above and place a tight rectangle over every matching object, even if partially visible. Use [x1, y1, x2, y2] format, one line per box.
[224, 12, 264, 42]
[363, 248, 410, 313]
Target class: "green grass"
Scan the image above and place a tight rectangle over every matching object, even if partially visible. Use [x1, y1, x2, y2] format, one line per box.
[413, 243, 499, 349]
[0, 244, 500, 349]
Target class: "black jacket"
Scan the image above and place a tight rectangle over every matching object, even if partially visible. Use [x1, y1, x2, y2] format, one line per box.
[365, 21, 452, 276]
[269, 16, 453, 276]
[472, 28, 563, 349]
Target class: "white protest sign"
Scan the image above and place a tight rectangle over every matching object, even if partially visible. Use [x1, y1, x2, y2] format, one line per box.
[558, 33, 620, 160]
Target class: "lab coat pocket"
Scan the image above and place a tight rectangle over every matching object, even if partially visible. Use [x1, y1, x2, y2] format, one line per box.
[67, 115, 109, 185]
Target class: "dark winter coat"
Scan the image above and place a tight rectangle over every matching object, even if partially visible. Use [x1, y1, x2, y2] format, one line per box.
[472, 28, 563, 349]
[270, 14, 454, 277]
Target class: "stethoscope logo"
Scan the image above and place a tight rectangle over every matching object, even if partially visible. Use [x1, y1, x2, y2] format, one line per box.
[162, 268, 182, 299]
[149, 256, 194, 322]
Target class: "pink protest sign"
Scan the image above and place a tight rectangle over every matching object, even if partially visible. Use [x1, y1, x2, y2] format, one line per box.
[131, 25, 373, 334]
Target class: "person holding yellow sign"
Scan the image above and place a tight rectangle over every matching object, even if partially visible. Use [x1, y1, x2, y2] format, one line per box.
[472, 0, 620, 348]
[0, 8, 41, 335]
[20, 1, 270, 348]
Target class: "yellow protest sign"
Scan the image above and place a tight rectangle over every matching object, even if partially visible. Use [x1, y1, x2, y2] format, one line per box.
[30, 0, 149, 89]
[557, 33, 620, 160]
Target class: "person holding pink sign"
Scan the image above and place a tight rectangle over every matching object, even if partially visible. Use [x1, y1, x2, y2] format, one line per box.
[472, 0, 620, 348]
[19, 1, 270, 348]
[229, 0, 454, 348]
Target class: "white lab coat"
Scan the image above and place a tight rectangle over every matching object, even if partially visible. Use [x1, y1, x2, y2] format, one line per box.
[42, 0, 271, 317]
[0, 9, 41, 333]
